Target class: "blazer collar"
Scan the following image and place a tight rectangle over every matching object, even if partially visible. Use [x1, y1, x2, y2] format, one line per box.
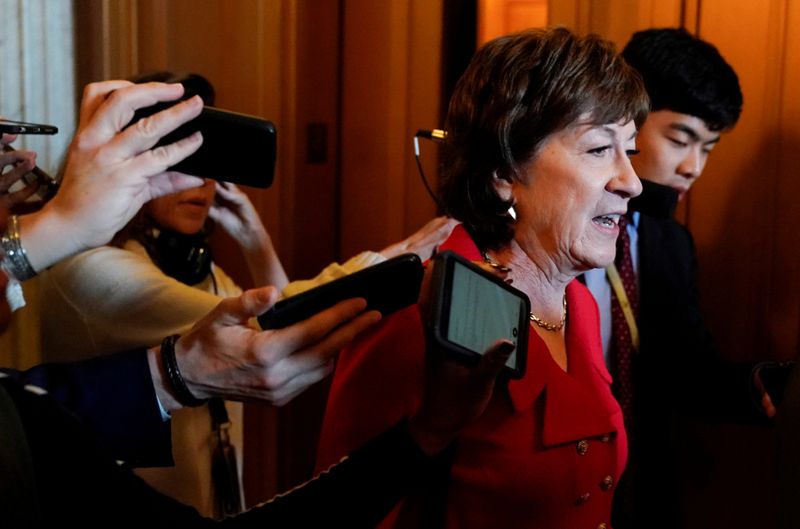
[438, 225, 619, 446]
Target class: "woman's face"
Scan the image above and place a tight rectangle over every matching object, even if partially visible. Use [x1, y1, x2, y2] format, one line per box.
[506, 118, 641, 274]
[145, 179, 216, 234]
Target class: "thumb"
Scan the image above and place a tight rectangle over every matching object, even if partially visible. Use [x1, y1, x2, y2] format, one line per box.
[214, 286, 279, 326]
[475, 340, 515, 380]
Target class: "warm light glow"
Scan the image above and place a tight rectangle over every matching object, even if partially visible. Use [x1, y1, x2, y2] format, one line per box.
[477, 0, 549, 45]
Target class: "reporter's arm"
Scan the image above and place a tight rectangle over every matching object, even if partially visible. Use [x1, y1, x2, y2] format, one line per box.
[209, 182, 288, 290]
[16, 81, 207, 273]
[169, 286, 381, 407]
[1, 348, 173, 467]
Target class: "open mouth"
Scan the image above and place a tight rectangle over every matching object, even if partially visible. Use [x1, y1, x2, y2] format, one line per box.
[592, 213, 620, 229]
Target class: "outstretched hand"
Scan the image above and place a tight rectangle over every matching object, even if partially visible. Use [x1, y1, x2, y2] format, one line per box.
[380, 216, 458, 261]
[170, 286, 381, 408]
[408, 262, 514, 455]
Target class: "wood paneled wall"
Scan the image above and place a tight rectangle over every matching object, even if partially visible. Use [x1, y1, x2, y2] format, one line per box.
[338, 0, 443, 260]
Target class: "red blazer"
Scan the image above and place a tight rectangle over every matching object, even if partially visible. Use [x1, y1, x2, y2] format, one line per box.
[316, 225, 626, 529]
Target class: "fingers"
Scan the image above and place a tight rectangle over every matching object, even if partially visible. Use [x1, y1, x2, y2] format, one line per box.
[1, 180, 41, 208]
[214, 286, 279, 326]
[78, 80, 135, 129]
[79, 81, 183, 143]
[255, 310, 381, 402]
[270, 297, 369, 354]
[146, 171, 206, 200]
[475, 340, 515, 380]
[268, 363, 335, 406]
[121, 129, 204, 187]
[0, 150, 37, 191]
[110, 95, 203, 160]
[1, 132, 18, 146]
[214, 181, 241, 200]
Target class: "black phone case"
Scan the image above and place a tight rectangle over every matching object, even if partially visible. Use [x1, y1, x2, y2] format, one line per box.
[258, 253, 424, 330]
[426, 250, 529, 379]
[129, 105, 276, 188]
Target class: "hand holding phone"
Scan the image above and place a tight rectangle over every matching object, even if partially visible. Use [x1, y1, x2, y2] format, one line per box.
[258, 254, 424, 330]
[128, 102, 276, 188]
[424, 250, 529, 378]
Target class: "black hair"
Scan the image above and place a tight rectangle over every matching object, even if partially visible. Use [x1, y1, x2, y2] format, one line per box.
[622, 28, 742, 131]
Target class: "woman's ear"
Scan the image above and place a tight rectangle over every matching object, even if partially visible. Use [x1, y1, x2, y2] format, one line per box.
[491, 170, 514, 203]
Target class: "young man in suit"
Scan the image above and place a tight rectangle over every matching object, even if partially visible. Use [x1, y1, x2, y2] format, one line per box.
[584, 28, 785, 529]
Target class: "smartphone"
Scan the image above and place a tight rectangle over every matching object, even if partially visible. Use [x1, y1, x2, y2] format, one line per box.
[128, 104, 276, 188]
[0, 118, 58, 135]
[258, 253, 424, 330]
[426, 250, 529, 379]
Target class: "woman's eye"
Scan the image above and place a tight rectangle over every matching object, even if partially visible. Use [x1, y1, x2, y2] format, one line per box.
[587, 145, 611, 156]
[626, 149, 640, 158]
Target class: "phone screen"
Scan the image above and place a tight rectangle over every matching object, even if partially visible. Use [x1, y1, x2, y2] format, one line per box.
[446, 259, 524, 370]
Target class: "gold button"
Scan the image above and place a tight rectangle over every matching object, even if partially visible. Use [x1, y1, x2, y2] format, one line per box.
[575, 492, 591, 505]
[598, 523, 608, 529]
[600, 475, 614, 491]
[576, 439, 589, 455]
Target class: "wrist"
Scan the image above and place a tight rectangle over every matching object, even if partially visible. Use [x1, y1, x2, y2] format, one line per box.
[16, 207, 83, 274]
[160, 334, 208, 407]
[147, 347, 183, 413]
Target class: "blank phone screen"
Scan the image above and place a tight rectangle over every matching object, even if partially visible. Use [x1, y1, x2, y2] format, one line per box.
[447, 261, 523, 369]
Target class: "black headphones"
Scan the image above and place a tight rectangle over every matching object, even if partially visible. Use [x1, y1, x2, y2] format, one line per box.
[145, 228, 213, 287]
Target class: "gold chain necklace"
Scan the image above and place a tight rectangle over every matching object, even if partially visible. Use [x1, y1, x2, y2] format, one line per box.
[482, 251, 567, 332]
[529, 295, 567, 332]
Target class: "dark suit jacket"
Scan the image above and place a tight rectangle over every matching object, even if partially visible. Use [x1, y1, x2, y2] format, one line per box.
[615, 180, 765, 529]
[0, 375, 442, 528]
[0, 348, 172, 467]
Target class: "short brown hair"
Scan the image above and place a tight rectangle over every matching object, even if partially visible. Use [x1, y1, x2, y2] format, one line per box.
[439, 27, 649, 250]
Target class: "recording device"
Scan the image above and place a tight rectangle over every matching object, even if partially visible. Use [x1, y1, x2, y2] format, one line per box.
[258, 253, 424, 330]
[0, 118, 58, 135]
[127, 103, 277, 188]
[413, 129, 448, 212]
[425, 250, 529, 379]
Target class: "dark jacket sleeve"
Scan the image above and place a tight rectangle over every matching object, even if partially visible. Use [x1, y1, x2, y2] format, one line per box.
[637, 215, 767, 423]
[0, 347, 173, 467]
[3, 374, 443, 529]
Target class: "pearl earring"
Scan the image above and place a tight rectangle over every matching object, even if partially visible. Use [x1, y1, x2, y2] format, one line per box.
[508, 203, 517, 221]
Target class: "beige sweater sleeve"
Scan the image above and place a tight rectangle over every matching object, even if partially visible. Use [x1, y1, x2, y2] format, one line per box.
[280, 251, 387, 299]
[38, 242, 241, 362]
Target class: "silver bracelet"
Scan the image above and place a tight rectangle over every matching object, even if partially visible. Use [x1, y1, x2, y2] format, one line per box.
[0, 215, 37, 281]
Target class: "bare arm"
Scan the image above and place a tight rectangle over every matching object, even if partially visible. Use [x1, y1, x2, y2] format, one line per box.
[209, 182, 288, 289]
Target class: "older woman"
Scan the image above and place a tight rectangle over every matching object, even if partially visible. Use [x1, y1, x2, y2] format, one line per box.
[315, 27, 648, 528]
